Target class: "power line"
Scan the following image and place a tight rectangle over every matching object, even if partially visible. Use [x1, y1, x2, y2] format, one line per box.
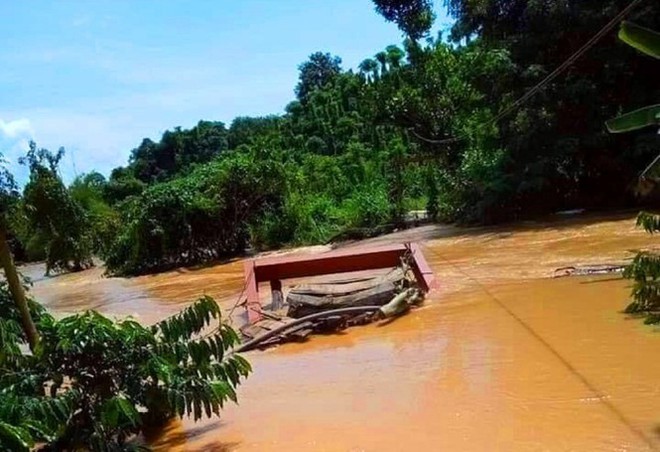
[421, 245, 656, 449]
[410, 0, 646, 146]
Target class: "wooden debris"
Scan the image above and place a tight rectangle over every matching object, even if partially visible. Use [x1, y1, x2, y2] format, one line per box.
[287, 269, 405, 318]
[240, 316, 314, 347]
[378, 288, 417, 318]
[553, 264, 626, 278]
[234, 287, 425, 353]
[237, 263, 427, 351]
[290, 269, 404, 295]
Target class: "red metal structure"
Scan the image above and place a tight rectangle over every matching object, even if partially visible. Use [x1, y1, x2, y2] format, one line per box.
[242, 243, 435, 323]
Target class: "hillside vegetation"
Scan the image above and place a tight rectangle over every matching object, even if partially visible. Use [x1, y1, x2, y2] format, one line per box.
[7, 0, 660, 275]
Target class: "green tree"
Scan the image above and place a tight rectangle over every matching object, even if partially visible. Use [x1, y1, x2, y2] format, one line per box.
[69, 172, 119, 256]
[104, 150, 286, 275]
[104, 167, 146, 204]
[19, 142, 93, 274]
[228, 116, 281, 149]
[373, 0, 435, 40]
[126, 121, 229, 184]
[606, 21, 660, 325]
[385, 44, 406, 69]
[0, 156, 251, 451]
[295, 52, 343, 101]
[375, 51, 389, 75]
[444, 0, 660, 217]
[358, 58, 379, 82]
[0, 289, 250, 450]
[624, 213, 660, 324]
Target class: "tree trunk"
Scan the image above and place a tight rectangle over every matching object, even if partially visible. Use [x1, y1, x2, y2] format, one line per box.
[0, 224, 39, 350]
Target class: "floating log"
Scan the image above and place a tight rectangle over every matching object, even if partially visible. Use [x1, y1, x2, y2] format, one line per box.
[291, 268, 404, 295]
[235, 306, 383, 353]
[286, 269, 404, 318]
[378, 288, 416, 318]
[553, 264, 626, 278]
[240, 316, 314, 347]
[235, 288, 424, 353]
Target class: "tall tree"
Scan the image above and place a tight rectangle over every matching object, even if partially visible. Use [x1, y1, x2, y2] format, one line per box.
[127, 121, 229, 183]
[385, 44, 406, 68]
[20, 142, 93, 274]
[373, 0, 435, 40]
[358, 58, 379, 82]
[228, 116, 281, 148]
[295, 52, 343, 101]
[375, 51, 389, 75]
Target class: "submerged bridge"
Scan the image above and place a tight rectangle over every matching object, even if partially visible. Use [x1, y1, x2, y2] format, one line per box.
[242, 242, 436, 324]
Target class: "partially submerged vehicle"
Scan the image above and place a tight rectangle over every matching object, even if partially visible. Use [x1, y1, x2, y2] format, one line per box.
[236, 243, 436, 351]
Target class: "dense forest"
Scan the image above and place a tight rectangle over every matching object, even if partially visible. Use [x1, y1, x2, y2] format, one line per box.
[6, 0, 660, 277]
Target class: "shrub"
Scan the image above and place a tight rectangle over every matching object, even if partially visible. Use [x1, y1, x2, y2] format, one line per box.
[623, 212, 660, 324]
[340, 182, 390, 228]
[0, 291, 250, 451]
[104, 153, 285, 275]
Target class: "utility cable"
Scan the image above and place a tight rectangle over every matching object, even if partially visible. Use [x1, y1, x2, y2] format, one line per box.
[421, 244, 656, 449]
[410, 0, 646, 146]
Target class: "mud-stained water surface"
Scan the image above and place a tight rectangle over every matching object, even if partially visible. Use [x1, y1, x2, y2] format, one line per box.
[27, 213, 660, 451]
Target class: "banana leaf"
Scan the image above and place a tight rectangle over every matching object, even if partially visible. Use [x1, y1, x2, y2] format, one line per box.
[619, 21, 660, 59]
[605, 104, 660, 133]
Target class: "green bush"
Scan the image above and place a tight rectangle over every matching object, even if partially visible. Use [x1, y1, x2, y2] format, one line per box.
[0, 290, 250, 451]
[340, 182, 390, 228]
[623, 212, 660, 324]
[13, 143, 94, 272]
[104, 152, 285, 275]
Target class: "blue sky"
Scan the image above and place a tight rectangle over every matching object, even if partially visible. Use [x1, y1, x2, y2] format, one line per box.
[1, 0, 451, 184]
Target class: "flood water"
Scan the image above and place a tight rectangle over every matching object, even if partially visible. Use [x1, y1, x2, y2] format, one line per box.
[28, 212, 660, 451]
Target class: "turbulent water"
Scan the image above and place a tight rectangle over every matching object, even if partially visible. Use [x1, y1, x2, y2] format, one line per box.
[28, 212, 660, 451]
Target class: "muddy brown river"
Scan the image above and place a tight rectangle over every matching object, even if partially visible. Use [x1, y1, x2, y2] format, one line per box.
[27, 212, 660, 451]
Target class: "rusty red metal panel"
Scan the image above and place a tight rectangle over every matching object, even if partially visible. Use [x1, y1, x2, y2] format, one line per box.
[242, 242, 436, 324]
[407, 243, 437, 293]
[243, 259, 262, 323]
[253, 243, 407, 282]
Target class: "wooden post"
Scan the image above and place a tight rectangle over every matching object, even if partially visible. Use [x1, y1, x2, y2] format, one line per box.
[0, 225, 39, 351]
[243, 260, 262, 324]
[270, 279, 283, 311]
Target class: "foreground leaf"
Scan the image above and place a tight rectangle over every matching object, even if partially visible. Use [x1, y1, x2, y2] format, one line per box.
[605, 104, 660, 133]
[619, 21, 660, 59]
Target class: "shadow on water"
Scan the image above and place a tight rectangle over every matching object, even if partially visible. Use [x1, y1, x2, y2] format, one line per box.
[187, 442, 241, 452]
[145, 419, 241, 451]
[579, 276, 626, 284]
[654, 425, 660, 439]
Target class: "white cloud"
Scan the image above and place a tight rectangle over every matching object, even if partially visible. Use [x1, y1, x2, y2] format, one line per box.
[0, 118, 34, 184]
[0, 112, 137, 185]
[2, 109, 143, 184]
[0, 118, 33, 139]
